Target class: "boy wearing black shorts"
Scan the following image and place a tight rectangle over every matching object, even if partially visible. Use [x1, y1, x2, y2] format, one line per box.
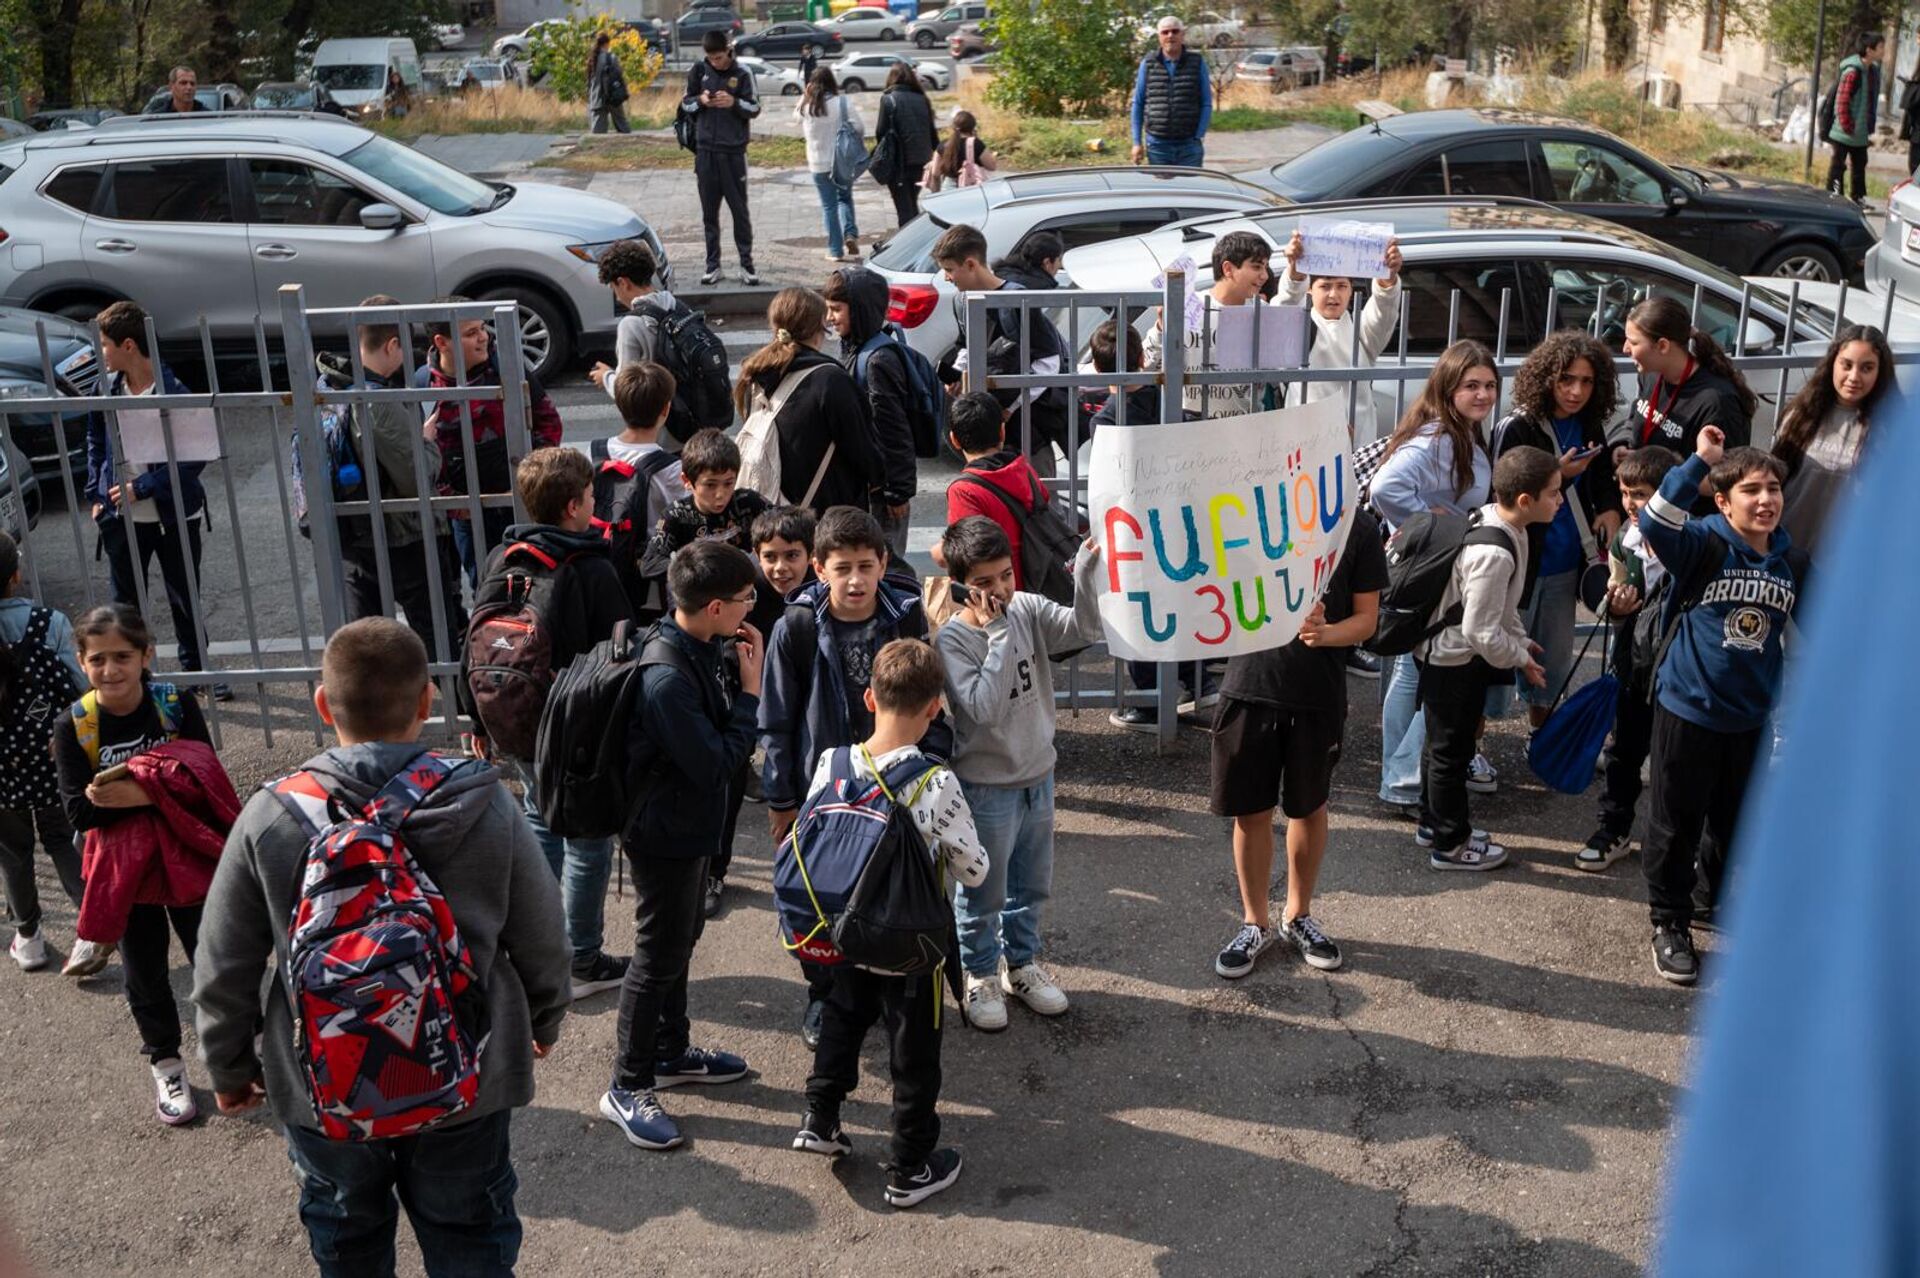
[1209, 507, 1386, 978]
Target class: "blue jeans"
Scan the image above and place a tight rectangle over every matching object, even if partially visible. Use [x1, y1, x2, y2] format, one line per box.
[513, 763, 615, 963]
[1519, 569, 1578, 708]
[1380, 652, 1424, 805]
[284, 1110, 520, 1278]
[1145, 135, 1205, 167]
[954, 776, 1055, 976]
[811, 171, 859, 257]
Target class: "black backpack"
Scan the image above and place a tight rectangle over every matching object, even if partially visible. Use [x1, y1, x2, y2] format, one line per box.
[463, 542, 581, 761]
[855, 326, 947, 460]
[1818, 78, 1839, 141]
[951, 471, 1080, 607]
[533, 620, 700, 840]
[639, 299, 732, 437]
[672, 102, 697, 152]
[1367, 511, 1514, 657]
[589, 439, 676, 622]
[0, 608, 79, 810]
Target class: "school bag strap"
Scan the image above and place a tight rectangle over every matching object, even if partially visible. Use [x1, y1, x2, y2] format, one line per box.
[1646, 528, 1729, 704]
[953, 469, 1041, 520]
[72, 682, 183, 770]
[267, 749, 468, 840]
[590, 437, 611, 465]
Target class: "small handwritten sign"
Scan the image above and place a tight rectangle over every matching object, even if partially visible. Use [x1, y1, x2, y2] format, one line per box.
[1212, 301, 1308, 370]
[1152, 254, 1209, 335]
[1297, 220, 1393, 280]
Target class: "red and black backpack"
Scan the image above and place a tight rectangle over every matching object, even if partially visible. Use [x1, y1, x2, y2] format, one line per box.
[589, 438, 676, 621]
[463, 540, 580, 760]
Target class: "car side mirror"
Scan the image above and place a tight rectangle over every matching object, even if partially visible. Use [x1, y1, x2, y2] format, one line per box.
[1667, 188, 1689, 208]
[359, 203, 405, 231]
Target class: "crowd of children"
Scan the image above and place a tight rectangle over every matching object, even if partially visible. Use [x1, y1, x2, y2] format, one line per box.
[0, 225, 1882, 1270]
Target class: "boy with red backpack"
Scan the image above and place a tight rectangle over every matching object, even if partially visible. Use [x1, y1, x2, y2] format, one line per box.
[193, 618, 570, 1275]
[593, 362, 684, 622]
[464, 447, 634, 999]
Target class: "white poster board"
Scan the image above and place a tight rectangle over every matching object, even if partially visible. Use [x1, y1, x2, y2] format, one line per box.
[115, 408, 221, 465]
[1297, 220, 1393, 280]
[1212, 302, 1308, 370]
[1087, 395, 1355, 662]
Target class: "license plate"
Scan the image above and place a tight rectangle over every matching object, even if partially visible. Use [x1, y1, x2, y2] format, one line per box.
[1906, 225, 1920, 252]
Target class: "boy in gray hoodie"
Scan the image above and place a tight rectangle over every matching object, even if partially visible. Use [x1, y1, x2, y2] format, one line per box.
[934, 515, 1102, 1031]
[191, 618, 569, 1277]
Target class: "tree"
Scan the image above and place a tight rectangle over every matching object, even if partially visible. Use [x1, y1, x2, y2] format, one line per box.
[983, 0, 1139, 118]
[527, 13, 663, 103]
[25, 0, 86, 106]
[1766, 0, 1895, 68]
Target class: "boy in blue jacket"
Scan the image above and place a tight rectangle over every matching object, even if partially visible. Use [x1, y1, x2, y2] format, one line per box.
[1637, 425, 1805, 985]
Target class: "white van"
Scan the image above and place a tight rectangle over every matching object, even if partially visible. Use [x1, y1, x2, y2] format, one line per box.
[311, 38, 423, 117]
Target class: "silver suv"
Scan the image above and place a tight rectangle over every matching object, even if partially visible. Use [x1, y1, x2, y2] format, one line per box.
[907, 2, 988, 48]
[0, 113, 670, 379]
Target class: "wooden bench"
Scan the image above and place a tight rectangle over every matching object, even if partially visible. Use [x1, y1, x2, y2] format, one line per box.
[1354, 99, 1404, 127]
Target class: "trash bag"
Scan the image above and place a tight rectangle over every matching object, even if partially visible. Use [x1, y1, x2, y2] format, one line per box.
[1527, 626, 1617, 795]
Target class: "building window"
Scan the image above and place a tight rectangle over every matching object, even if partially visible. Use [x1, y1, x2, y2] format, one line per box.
[1702, 0, 1727, 53]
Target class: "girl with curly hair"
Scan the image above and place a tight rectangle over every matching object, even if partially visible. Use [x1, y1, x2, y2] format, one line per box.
[1490, 330, 1627, 727]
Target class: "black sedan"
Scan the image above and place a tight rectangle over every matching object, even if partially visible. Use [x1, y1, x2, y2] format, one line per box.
[0, 306, 97, 484]
[734, 21, 845, 59]
[1245, 109, 1877, 284]
[623, 17, 673, 53]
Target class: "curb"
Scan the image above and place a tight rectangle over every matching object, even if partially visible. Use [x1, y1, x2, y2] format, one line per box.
[678, 284, 782, 319]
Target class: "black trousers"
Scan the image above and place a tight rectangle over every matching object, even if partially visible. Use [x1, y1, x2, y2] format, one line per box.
[123, 901, 201, 1063]
[1826, 142, 1868, 201]
[715, 757, 748, 883]
[1598, 676, 1657, 837]
[806, 964, 943, 1170]
[1643, 707, 1760, 929]
[0, 805, 81, 936]
[695, 149, 754, 273]
[1909, 138, 1920, 178]
[1418, 657, 1495, 852]
[886, 179, 921, 226]
[343, 535, 469, 664]
[101, 514, 207, 670]
[612, 853, 708, 1091]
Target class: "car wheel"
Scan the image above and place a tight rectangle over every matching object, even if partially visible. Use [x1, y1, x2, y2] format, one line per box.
[47, 295, 119, 325]
[735, 42, 757, 55]
[783, 82, 801, 94]
[881, 28, 898, 40]
[1757, 244, 1842, 283]
[843, 77, 865, 91]
[914, 28, 936, 46]
[473, 286, 571, 383]
[1212, 31, 1233, 46]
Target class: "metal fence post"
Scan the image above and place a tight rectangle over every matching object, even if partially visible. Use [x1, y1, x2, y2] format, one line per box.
[1156, 268, 1186, 754]
[280, 284, 349, 637]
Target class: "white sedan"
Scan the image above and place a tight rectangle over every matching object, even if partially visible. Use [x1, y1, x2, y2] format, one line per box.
[737, 55, 805, 95]
[1138, 10, 1243, 47]
[829, 51, 950, 91]
[827, 6, 908, 40]
[431, 22, 465, 50]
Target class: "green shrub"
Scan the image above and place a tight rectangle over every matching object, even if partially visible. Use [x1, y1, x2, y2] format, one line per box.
[983, 0, 1140, 118]
[528, 11, 664, 104]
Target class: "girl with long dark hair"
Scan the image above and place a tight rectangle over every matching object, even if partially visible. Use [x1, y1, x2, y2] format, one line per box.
[874, 62, 938, 225]
[1622, 295, 1757, 512]
[587, 31, 631, 134]
[797, 68, 864, 261]
[1773, 323, 1895, 560]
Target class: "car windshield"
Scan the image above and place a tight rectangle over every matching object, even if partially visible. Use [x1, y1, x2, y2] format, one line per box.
[254, 85, 313, 108]
[342, 134, 500, 215]
[1266, 128, 1408, 200]
[470, 64, 502, 79]
[871, 212, 950, 273]
[315, 64, 385, 91]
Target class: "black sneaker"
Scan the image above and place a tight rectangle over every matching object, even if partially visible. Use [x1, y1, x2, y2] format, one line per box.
[1345, 649, 1382, 679]
[801, 997, 825, 1050]
[1108, 705, 1161, 734]
[885, 1147, 963, 1208]
[1651, 926, 1699, 985]
[793, 1109, 851, 1158]
[1576, 828, 1633, 872]
[1283, 915, 1343, 971]
[702, 875, 724, 919]
[209, 682, 234, 703]
[1179, 676, 1221, 714]
[571, 951, 629, 1000]
[1213, 922, 1276, 979]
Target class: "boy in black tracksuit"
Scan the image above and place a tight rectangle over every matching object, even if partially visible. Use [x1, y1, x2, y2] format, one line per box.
[684, 31, 761, 284]
[1637, 428, 1804, 985]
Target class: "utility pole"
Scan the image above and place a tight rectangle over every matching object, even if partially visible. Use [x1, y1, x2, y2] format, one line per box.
[1805, 0, 1830, 182]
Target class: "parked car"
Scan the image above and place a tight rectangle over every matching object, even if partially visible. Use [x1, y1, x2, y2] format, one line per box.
[0, 305, 97, 483]
[1137, 9, 1241, 46]
[677, 5, 745, 47]
[1061, 196, 1915, 442]
[624, 18, 674, 54]
[312, 38, 423, 118]
[948, 24, 992, 57]
[0, 119, 30, 141]
[867, 165, 1284, 362]
[734, 21, 844, 58]
[1244, 109, 1877, 284]
[431, 22, 465, 49]
[907, 1, 986, 47]
[25, 107, 121, 131]
[1231, 46, 1322, 90]
[251, 81, 348, 115]
[143, 82, 248, 113]
[829, 51, 948, 90]
[458, 57, 527, 92]
[735, 55, 805, 95]
[0, 114, 670, 381]
[491, 19, 564, 58]
[826, 6, 908, 40]
[1865, 174, 1920, 302]
[0, 432, 44, 540]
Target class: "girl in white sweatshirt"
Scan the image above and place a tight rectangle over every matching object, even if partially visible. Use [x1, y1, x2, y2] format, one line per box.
[1278, 228, 1404, 445]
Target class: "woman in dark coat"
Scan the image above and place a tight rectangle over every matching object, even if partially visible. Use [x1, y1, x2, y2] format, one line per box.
[874, 63, 939, 226]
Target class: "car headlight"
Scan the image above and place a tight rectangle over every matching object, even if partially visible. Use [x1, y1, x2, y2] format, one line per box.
[0, 382, 47, 402]
[566, 240, 633, 264]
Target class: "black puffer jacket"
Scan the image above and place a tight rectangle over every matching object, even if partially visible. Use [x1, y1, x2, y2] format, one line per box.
[749, 346, 885, 512]
[876, 86, 938, 169]
[835, 267, 917, 505]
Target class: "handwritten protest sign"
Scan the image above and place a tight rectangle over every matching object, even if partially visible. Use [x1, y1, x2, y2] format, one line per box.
[1088, 395, 1355, 661]
[116, 408, 221, 465]
[1151, 254, 1209, 335]
[1297, 220, 1393, 280]
[1213, 301, 1308, 370]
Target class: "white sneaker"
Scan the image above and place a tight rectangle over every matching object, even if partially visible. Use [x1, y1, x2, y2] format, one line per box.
[1467, 752, 1499, 794]
[62, 938, 114, 978]
[1001, 961, 1069, 1016]
[151, 1057, 198, 1126]
[10, 930, 47, 971]
[963, 971, 1008, 1032]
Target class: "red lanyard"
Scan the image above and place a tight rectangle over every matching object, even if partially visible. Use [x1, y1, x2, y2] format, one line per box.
[1642, 357, 1694, 444]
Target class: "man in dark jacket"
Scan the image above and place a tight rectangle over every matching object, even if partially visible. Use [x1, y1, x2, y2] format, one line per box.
[825, 267, 917, 558]
[1129, 16, 1211, 167]
[86, 301, 225, 697]
[145, 66, 206, 114]
[601, 541, 762, 1152]
[684, 31, 762, 286]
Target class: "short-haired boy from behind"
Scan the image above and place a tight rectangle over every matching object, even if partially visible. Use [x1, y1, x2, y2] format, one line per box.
[1634, 428, 1803, 986]
[465, 445, 635, 1000]
[0, 531, 88, 974]
[792, 638, 987, 1210]
[1419, 446, 1563, 871]
[934, 515, 1103, 1030]
[598, 360, 684, 622]
[601, 541, 764, 1152]
[944, 390, 1053, 591]
[191, 618, 570, 1274]
[1209, 506, 1387, 980]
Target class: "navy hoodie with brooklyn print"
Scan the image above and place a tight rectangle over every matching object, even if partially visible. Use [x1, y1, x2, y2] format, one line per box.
[1639, 453, 1802, 733]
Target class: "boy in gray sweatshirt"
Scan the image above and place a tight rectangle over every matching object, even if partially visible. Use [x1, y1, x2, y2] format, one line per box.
[934, 515, 1102, 1032]
[191, 618, 569, 1276]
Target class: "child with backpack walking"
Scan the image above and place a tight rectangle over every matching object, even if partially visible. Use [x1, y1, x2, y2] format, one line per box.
[601, 541, 764, 1152]
[827, 267, 924, 559]
[1637, 427, 1805, 985]
[1417, 447, 1562, 871]
[1579, 444, 1680, 872]
[0, 533, 88, 974]
[52, 604, 237, 1124]
[594, 362, 684, 623]
[590, 239, 734, 449]
[464, 447, 633, 1000]
[192, 618, 570, 1275]
[929, 110, 997, 189]
[762, 507, 949, 1046]
[787, 637, 986, 1208]
[935, 515, 1102, 1029]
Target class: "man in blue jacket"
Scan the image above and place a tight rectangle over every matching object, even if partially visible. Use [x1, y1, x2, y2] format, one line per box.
[1129, 16, 1212, 168]
[87, 301, 227, 699]
[1636, 424, 1805, 985]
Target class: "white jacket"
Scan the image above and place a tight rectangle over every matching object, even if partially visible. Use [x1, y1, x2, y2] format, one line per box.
[1423, 504, 1533, 670]
[798, 93, 864, 174]
[1278, 273, 1402, 443]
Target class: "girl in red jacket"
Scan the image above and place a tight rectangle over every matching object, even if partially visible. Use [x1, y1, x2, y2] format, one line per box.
[51, 604, 214, 1127]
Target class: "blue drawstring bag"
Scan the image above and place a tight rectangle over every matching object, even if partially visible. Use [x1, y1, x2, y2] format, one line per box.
[1528, 626, 1618, 795]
